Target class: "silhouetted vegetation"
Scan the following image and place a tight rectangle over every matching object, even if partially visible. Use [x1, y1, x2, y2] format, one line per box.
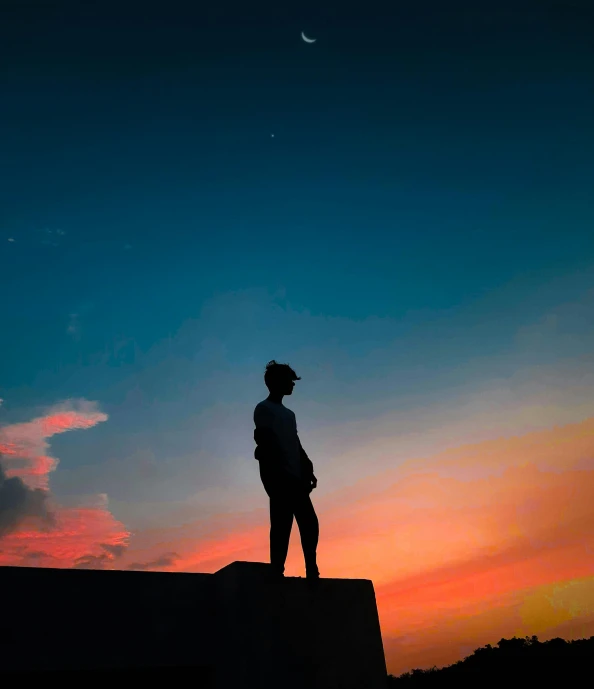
[386, 635, 593, 686]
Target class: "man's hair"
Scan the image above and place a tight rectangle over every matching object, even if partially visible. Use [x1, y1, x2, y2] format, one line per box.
[264, 360, 301, 389]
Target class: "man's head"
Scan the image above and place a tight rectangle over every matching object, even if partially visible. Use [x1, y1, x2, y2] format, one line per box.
[264, 360, 301, 396]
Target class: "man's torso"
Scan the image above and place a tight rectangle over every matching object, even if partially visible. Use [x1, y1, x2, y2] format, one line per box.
[253, 399, 302, 479]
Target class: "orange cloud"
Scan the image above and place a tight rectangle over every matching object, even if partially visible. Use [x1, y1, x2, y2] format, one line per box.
[0, 400, 129, 568]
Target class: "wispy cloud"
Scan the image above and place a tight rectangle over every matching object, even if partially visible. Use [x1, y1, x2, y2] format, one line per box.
[67, 313, 80, 340]
[40, 228, 66, 247]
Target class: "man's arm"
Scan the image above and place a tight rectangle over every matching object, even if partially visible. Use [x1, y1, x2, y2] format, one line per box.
[298, 436, 317, 490]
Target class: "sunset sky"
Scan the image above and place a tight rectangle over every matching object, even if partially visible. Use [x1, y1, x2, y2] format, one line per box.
[2, 0, 594, 676]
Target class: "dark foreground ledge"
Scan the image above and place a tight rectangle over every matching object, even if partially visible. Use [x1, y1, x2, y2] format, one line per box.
[0, 561, 388, 689]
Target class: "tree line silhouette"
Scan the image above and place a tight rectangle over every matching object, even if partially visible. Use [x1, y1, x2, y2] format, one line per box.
[386, 634, 593, 686]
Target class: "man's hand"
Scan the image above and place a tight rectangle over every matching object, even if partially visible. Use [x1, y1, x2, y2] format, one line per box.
[309, 474, 318, 492]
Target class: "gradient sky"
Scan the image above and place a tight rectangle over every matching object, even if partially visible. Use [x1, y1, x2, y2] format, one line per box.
[1, 0, 594, 676]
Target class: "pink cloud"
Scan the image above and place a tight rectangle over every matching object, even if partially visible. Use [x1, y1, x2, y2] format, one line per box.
[0, 399, 108, 490]
[0, 399, 129, 568]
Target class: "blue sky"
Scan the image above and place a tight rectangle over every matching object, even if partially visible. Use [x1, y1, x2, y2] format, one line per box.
[0, 4, 591, 418]
[2, 0, 594, 501]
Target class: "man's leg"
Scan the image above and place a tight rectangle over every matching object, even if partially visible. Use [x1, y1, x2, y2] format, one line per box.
[293, 486, 320, 578]
[269, 492, 295, 576]
[259, 462, 294, 577]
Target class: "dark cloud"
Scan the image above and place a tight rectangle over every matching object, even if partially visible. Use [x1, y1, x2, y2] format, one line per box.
[102, 543, 127, 558]
[126, 552, 179, 571]
[74, 542, 127, 569]
[0, 458, 53, 537]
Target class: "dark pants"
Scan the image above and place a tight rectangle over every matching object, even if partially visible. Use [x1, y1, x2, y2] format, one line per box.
[259, 462, 319, 577]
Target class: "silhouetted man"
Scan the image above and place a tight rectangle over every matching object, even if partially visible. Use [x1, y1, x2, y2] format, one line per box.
[253, 360, 320, 584]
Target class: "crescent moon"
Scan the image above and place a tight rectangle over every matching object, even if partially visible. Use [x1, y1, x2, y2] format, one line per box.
[301, 32, 316, 44]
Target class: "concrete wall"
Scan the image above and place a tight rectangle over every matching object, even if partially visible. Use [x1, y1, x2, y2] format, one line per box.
[213, 561, 388, 689]
[1, 562, 388, 688]
[0, 565, 216, 676]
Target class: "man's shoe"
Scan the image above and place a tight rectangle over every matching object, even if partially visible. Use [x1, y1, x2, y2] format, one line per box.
[306, 566, 320, 581]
